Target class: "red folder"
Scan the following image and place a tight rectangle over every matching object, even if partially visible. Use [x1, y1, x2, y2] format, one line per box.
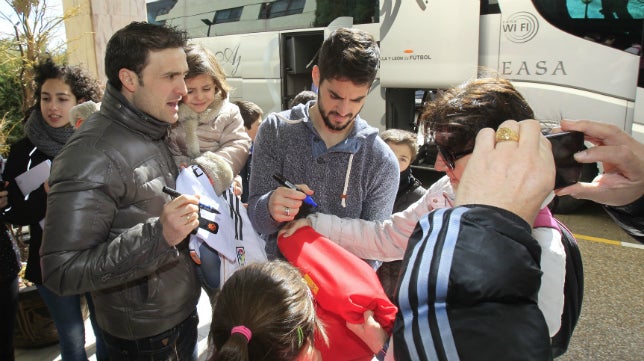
[278, 226, 398, 361]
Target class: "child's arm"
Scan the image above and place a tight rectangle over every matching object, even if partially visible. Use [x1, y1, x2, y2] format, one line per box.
[208, 105, 251, 176]
[279, 190, 435, 261]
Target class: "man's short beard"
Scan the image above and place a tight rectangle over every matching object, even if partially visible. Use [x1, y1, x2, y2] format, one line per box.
[322, 112, 355, 131]
[318, 97, 357, 132]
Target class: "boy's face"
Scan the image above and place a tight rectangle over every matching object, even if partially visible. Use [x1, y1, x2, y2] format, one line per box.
[387, 142, 413, 173]
[247, 115, 262, 141]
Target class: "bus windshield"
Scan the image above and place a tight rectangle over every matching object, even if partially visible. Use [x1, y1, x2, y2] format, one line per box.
[566, 0, 643, 19]
[532, 0, 643, 85]
[532, 0, 642, 47]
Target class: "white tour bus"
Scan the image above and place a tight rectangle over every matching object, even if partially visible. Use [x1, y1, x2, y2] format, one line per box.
[191, 0, 642, 211]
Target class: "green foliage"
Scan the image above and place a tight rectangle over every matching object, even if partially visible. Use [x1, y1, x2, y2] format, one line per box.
[0, 0, 77, 155]
[0, 39, 25, 155]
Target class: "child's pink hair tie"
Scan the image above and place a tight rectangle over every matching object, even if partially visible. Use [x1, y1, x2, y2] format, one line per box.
[231, 325, 252, 342]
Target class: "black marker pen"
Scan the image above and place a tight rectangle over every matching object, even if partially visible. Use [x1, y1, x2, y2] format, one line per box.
[162, 186, 220, 214]
[273, 173, 318, 208]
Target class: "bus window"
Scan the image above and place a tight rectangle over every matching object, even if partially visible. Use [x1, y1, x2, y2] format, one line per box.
[567, 0, 643, 20]
[481, 0, 501, 14]
[532, 0, 642, 50]
[532, 0, 643, 85]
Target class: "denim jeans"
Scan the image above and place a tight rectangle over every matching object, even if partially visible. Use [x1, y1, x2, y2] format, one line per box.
[37, 285, 108, 361]
[102, 309, 199, 361]
[194, 242, 221, 292]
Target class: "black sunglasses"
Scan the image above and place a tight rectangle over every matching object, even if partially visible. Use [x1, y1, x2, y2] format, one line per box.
[435, 144, 473, 170]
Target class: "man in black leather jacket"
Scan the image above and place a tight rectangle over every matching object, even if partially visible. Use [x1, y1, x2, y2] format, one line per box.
[557, 119, 643, 242]
[41, 22, 203, 360]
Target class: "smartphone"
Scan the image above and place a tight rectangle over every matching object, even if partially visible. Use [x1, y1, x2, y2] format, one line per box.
[545, 131, 585, 189]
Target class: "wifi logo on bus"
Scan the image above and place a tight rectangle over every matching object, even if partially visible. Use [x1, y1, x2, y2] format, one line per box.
[502, 12, 539, 43]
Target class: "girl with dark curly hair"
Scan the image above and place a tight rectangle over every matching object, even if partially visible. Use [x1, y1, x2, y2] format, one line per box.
[1, 57, 107, 361]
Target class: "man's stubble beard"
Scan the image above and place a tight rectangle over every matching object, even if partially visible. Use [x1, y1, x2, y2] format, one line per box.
[317, 96, 361, 132]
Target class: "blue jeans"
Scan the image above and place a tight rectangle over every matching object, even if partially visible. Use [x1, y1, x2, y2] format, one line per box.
[194, 242, 221, 292]
[37, 285, 108, 361]
[102, 309, 199, 361]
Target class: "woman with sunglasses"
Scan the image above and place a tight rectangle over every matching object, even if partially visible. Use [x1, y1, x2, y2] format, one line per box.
[280, 76, 573, 350]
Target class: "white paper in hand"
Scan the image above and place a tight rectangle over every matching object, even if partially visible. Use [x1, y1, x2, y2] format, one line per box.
[15, 160, 51, 196]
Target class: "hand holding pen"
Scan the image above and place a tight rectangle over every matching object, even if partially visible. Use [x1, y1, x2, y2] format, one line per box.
[159, 186, 201, 247]
[162, 186, 220, 214]
[269, 173, 317, 222]
[273, 174, 318, 207]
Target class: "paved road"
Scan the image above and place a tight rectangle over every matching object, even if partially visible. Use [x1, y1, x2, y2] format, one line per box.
[554, 201, 643, 361]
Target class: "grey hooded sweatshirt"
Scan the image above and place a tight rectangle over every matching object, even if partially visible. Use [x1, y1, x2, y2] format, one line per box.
[247, 101, 399, 258]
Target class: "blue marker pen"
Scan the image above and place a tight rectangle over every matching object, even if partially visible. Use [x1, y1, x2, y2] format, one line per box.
[273, 173, 318, 208]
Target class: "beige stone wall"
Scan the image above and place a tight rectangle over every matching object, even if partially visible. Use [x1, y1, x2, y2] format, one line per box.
[63, 0, 147, 86]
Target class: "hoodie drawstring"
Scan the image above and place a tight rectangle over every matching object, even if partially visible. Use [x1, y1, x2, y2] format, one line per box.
[340, 154, 354, 208]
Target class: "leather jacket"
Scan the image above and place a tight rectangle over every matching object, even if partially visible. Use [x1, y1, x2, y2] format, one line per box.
[41, 84, 201, 340]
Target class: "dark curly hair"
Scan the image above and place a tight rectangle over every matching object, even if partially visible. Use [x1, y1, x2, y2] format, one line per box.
[30, 57, 102, 114]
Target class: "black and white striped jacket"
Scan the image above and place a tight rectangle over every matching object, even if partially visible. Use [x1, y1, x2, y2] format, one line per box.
[393, 205, 553, 361]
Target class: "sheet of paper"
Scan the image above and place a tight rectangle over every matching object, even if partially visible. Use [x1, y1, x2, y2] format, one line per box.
[15, 160, 51, 196]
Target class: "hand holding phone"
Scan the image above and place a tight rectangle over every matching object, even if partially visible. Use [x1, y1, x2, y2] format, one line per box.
[545, 131, 585, 189]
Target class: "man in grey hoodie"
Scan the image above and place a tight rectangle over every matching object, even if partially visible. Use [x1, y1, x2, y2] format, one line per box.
[247, 27, 399, 259]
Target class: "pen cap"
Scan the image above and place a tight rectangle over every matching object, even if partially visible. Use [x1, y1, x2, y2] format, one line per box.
[273, 173, 288, 184]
